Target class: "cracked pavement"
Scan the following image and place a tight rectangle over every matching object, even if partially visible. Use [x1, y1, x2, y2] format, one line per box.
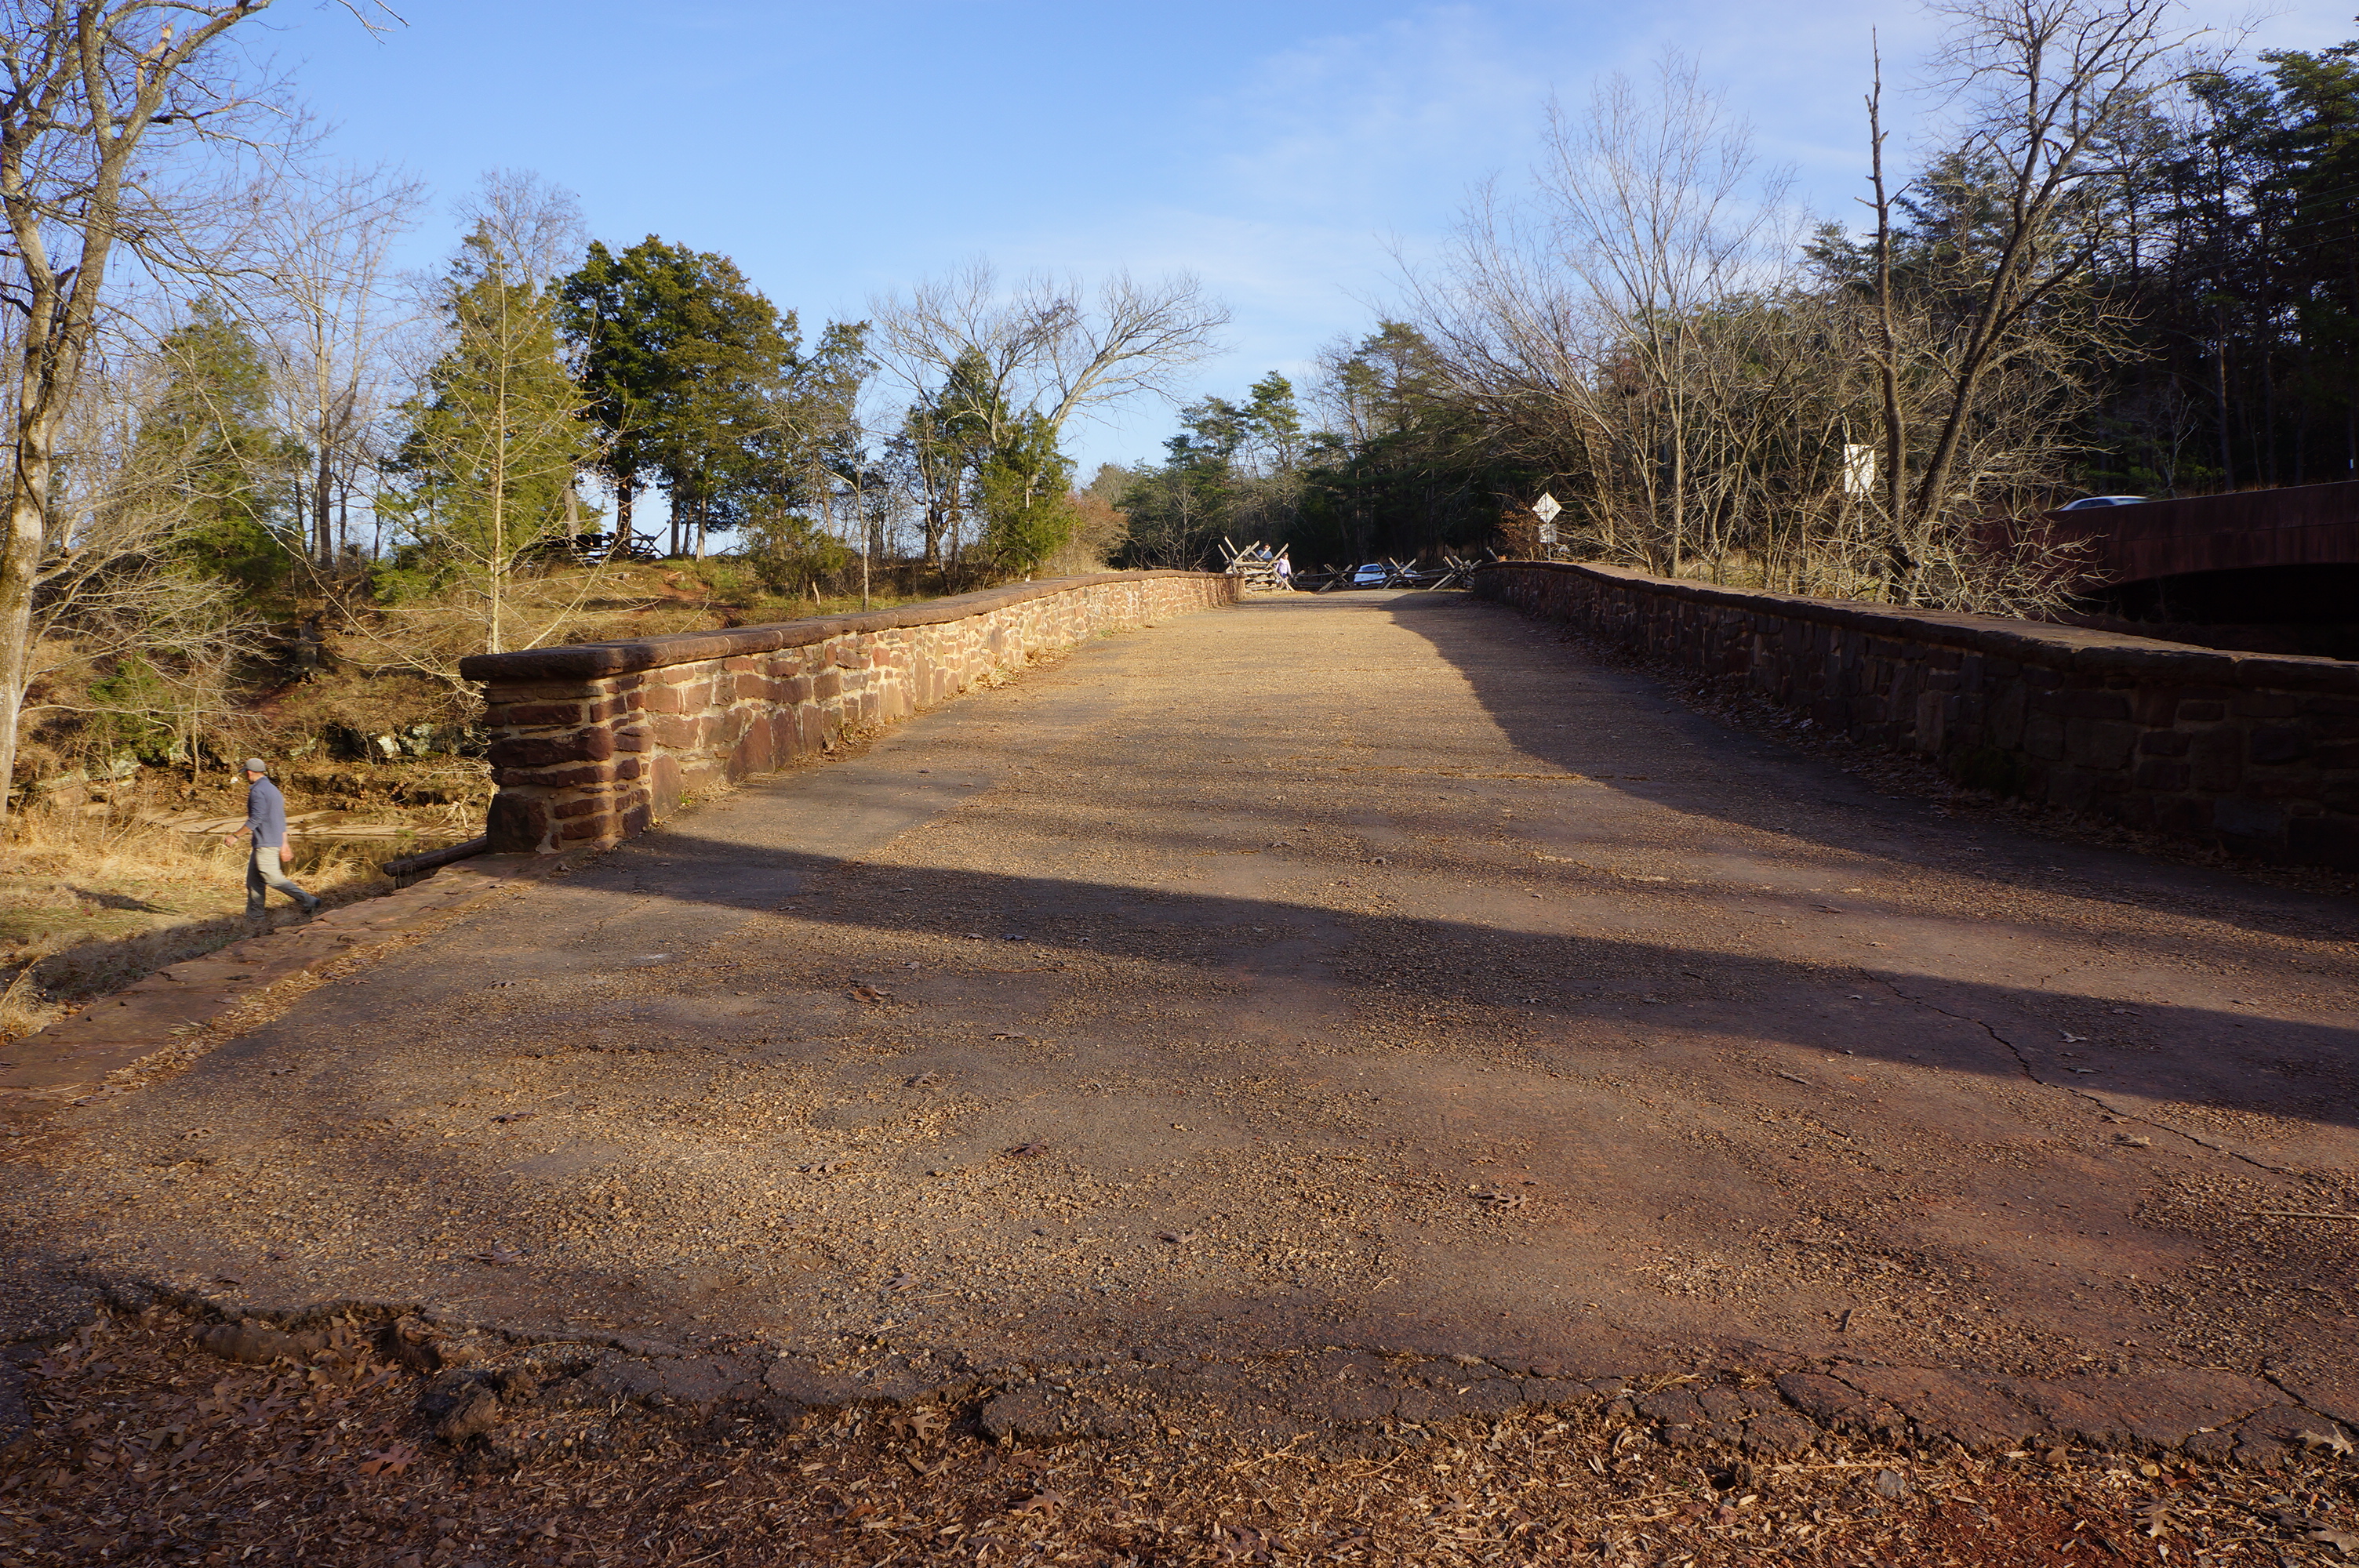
[3, 589, 2356, 1455]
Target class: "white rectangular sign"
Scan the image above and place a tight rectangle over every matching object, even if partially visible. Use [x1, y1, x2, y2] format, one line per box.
[1842, 445, 1877, 498]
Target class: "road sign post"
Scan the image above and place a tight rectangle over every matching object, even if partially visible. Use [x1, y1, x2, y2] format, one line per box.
[1532, 493, 1561, 557]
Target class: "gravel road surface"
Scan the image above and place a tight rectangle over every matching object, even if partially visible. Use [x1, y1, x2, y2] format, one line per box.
[5, 590, 2354, 1431]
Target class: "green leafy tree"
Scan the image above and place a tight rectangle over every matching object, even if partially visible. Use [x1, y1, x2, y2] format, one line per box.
[893, 348, 1000, 571]
[558, 237, 797, 557]
[140, 298, 300, 593]
[740, 506, 850, 596]
[976, 412, 1077, 573]
[555, 238, 662, 553]
[2111, 38, 2359, 491]
[27, 306, 282, 782]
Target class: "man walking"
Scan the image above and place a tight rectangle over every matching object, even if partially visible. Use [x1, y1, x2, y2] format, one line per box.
[224, 757, 321, 927]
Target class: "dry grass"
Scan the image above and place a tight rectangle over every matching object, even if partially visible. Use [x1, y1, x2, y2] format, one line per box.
[0, 806, 394, 1044]
[0, 1305, 2350, 1566]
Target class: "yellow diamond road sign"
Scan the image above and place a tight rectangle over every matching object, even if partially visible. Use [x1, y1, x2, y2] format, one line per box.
[1533, 492, 1561, 523]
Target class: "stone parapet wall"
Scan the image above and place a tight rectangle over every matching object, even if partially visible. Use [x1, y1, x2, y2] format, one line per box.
[459, 571, 1238, 853]
[1473, 561, 2359, 871]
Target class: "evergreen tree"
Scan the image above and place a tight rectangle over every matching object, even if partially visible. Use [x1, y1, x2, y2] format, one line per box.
[380, 226, 591, 657]
[976, 412, 1077, 573]
[140, 299, 299, 593]
[558, 236, 798, 557]
[558, 239, 665, 554]
[2078, 38, 2359, 492]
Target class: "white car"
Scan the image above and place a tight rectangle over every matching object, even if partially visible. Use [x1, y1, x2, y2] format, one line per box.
[1350, 562, 1394, 586]
[2058, 495, 2149, 510]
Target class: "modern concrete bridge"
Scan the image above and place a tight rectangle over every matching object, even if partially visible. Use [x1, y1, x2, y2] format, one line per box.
[5, 590, 2354, 1457]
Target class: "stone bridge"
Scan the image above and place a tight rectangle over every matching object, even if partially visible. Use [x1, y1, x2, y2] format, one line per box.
[2037, 481, 2359, 651]
[2041, 479, 2359, 587]
[2, 577, 2354, 1464]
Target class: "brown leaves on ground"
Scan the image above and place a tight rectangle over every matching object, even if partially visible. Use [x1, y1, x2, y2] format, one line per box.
[4, 1305, 2357, 1566]
[357, 1441, 416, 1477]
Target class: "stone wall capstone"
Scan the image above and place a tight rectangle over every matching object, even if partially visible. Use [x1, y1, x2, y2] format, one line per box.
[459, 570, 1239, 853]
[1473, 561, 2359, 872]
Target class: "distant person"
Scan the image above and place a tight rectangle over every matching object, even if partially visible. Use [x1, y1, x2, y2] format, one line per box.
[224, 757, 321, 926]
[1275, 554, 1294, 588]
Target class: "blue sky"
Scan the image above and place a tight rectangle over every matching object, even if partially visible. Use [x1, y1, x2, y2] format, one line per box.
[265, 0, 2354, 476]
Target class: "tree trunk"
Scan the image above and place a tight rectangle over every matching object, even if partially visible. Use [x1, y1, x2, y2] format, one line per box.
[0, 426, 50, 816]
[0, 0, 280, 822]
[315, 441, 335, 568]
[1867, 61, 1914, 593]
[2214, 304, 2235, 490]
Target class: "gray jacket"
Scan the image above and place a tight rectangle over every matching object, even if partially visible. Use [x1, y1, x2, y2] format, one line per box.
[245, 776, 289, 849]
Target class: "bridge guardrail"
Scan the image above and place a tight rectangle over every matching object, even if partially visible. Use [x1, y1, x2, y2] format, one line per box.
[459, 570, 1239, 853]
[1473, 560, 2359, 873]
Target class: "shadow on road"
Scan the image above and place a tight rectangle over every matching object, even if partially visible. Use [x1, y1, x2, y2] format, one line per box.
[1376, 587, 2356, 943]
[583, 817, 2359, 1146]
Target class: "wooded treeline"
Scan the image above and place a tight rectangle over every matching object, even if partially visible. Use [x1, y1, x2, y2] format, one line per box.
[1114, 4, 2358, 614]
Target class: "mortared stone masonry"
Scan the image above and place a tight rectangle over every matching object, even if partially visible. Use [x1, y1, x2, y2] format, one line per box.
[459, 570, 1238, 854]
[1475, 560, 2359, 872]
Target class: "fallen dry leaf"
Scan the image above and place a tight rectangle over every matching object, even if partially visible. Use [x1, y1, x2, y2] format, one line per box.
[892, 1407, 951, 1442]
[358, 1441, 417, 1477]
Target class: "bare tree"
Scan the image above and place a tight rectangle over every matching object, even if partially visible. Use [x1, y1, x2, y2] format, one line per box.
[870, 260, 1229, 499]
[456, 167, 585, 295]
[1034, 270, 1232, 435]
[19, 336, 271, 784]
[1400, 27, 2153, 616]
[1532, 56, 1794, 575]
[0, 0, 394, 818]
[242, 161, 423, 571]
[872, 261, 1060, 453]
[1874, 0, 2195, 594]
[1405, 56, 1795, 578]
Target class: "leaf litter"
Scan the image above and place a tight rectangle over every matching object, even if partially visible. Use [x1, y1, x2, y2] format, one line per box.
[4, 1303, 2355, 1566]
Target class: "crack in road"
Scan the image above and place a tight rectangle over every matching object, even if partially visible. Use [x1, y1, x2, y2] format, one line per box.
[1877, 980, 2295, 1177]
